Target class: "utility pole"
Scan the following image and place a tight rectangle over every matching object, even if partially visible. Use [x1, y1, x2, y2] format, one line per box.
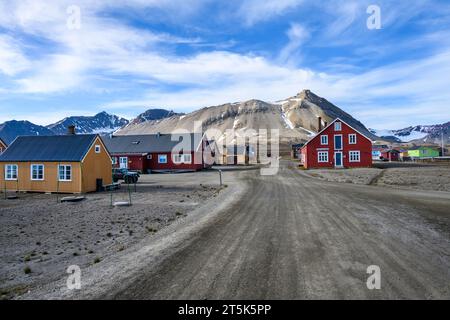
[442, 129, 445, 157]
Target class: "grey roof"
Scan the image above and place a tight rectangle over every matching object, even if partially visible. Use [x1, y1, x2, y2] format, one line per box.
[0, 134, 97, 162]
[102, 133, 202, 155]
[0, 137, 7, 147]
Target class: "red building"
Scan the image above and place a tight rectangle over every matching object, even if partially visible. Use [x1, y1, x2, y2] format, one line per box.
[300, 118, 372, 169]
[380, 149, 400, 161]
[102, 133, 212, 173]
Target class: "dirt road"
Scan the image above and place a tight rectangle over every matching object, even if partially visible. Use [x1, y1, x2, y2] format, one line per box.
[101, 161, 450, 299]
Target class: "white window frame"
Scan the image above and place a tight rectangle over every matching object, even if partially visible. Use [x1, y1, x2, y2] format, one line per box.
[95, 145, 101, 153]
[349, 134, 357, 144]
[119, 157, 128, 169]
[349, 151, 361, 162]
[334, 121, 342, 131]
[112, 157, 117, 165]
[172, 154, 182, 164]
[320, 135, 328, 145]
[183, 153, 192, 164]
[172, 153, 192, 164]
[158, 154, 167, 164]
[31, 164, 44, 181]
[58, 164, 72, 182]
[5, 164, 18, 180]
[318, 151, 329, 163]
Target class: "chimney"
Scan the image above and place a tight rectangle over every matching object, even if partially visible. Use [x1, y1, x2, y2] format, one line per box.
[317, 116, 322, 132]
[68, 125, 76, 135]
[324, 121, 328, 128]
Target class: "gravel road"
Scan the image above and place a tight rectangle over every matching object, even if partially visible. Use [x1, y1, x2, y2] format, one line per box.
[101, 161, 450, 299]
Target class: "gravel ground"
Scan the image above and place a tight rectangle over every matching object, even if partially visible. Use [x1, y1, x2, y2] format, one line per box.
[31, 160, 450, 300]
[0, 173, 224, 299]
[305, 165, 450, 192]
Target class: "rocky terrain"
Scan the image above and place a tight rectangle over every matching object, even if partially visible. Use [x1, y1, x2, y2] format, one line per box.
[370, 122, 450, 144]
[0, 173, 224, 300]
[304, 163, 450, 192]
[116, 90, 377, 145]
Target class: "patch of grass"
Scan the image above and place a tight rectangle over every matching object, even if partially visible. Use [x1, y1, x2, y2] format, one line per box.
[24, 266, 32, 274]
[176, 211, 183, 216]
[106, 232, 113, 237]
[88, 250, 94, 254]
[93, 257, 101, 264]
[24, 255, 31, 262]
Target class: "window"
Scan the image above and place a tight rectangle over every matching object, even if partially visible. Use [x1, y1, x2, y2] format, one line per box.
[183, 154, 192, 164]
[318, 151, 328, 163]
[119, 157, 128, 169]
[95, 145, 101, 153]
[31, 164, 44, 180]
[158, 154, 167, 164]
[320, 135, 328, 145]
[334, 122, 342, 131]
[349, 134, 357, 144]
[5, 164, 18, 180]
[334, 135, 343, 150]
[172, 154, 182, 164]
[146, 154, 152, 160]
[112, 157, 117, 165]
[172, 154, 192, 164]
[349, 151, 361, 162]
[58, 165, 72, 181]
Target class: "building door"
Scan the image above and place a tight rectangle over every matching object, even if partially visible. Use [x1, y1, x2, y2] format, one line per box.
[119, 157, 128, 169]
[334, 152, 343, 167]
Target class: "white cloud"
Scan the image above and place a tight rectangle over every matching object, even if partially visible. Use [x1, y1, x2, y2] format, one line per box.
[278, 23, 310, 64]
[238, 0, 304, 26]
[0, 35, 30, 76]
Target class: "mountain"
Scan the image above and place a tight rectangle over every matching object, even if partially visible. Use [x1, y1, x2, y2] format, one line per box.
[0, 120, 55, 145]
[115, 89, 376, 145]
[370, 122, 450, 144]
[46, 111, 129, 135]
[129, 109, 182, 125]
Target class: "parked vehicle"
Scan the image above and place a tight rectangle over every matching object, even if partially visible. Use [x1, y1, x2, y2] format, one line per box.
[112, 168, 140, 183]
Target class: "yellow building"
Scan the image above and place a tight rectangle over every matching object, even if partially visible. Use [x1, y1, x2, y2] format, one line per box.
[0, 134, 112, 193]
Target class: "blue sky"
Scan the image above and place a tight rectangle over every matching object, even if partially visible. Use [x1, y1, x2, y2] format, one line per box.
[0, 0, 449, 129]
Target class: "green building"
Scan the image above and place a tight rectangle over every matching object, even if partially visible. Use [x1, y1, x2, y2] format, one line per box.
[407, 146, 440, 158]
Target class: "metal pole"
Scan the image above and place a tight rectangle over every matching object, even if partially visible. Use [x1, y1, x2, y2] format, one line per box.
[218, 169, 222, 186]
[128, 182, 132, 205]
[442, 130, 445, 156]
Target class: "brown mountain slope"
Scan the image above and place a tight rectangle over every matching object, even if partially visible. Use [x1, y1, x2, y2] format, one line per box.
[116, 89, 376, 144]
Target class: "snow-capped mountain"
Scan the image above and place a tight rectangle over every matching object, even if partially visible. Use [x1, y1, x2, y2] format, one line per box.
[129, 109, 183, 125]
[370, 122, 450, 144]
[0, 120, 55, 145]
[46, 111, 129, 135]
